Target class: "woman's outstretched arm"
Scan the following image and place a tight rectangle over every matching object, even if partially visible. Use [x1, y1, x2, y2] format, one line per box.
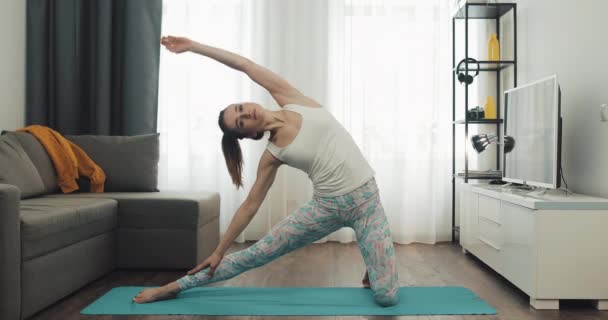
[213, 151, 282, 256]
[161, 35, 320, 107]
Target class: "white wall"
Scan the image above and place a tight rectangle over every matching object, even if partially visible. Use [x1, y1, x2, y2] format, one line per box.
[505, 0, 608, 198]
[0, 0, 25, 131]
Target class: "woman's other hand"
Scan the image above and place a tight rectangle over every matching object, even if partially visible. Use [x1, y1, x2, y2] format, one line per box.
[161, 35, 192, 54]
[186, 251, 224, 277]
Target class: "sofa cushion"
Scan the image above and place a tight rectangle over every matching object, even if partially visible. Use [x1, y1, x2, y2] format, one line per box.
[0, 134, 46, 199]
[1, 131, 58, 194]
[65, 134, 159, 192]
[45, 191, 220, 229]
[20, 197, 118, 260]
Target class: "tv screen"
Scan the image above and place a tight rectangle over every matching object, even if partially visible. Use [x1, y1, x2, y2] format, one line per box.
[503, 75, 561, 189]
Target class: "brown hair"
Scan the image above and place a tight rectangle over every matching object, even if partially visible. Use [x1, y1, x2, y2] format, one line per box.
[218, 109, 264, 188]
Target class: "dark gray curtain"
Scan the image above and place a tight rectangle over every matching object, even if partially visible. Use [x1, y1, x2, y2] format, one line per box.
[26, 0, 162, 135]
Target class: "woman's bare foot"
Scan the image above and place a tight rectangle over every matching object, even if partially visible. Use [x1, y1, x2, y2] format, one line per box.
[362, 271, 370, 289]
[132, 282, 181, 303]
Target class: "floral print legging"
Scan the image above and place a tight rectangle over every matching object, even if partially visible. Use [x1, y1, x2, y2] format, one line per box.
[176, 178, 399, 307]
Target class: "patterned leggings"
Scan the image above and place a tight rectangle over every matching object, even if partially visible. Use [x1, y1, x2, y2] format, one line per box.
[176, 178, 399, 307]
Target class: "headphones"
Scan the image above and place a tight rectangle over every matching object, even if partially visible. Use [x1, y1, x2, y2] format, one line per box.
[456, 58, 480, 85]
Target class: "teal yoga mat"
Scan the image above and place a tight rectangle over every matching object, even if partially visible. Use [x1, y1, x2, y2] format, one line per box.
[81, 286, 496, 316]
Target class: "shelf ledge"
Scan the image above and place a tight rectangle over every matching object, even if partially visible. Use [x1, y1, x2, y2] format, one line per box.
[454, 119, 503, 124]
[452, 3, 516, 19]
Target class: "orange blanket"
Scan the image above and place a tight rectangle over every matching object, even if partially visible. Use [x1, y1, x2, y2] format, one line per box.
[17, 125, 106, 193]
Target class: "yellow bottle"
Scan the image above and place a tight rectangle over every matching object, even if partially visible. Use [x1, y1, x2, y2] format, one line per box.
[488, 33, 500, 61]
[484, 96, 497, 119]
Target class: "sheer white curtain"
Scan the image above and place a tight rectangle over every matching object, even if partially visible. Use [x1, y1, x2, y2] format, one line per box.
[326, 0, 452, 243]
[158, 0, 452, 245]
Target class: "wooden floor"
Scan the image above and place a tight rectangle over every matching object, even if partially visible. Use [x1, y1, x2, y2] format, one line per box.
[31, 242, 607, 320]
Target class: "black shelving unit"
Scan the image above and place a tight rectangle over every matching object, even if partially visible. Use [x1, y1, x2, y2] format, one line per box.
[451, 3, 517, 242]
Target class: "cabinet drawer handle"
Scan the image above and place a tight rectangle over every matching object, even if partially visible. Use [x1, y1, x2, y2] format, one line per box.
[479, 215, 501, 226]
[478, 236, 501, 251]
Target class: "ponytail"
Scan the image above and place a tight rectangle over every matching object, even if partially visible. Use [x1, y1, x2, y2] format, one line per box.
[221, 134, 244, 188]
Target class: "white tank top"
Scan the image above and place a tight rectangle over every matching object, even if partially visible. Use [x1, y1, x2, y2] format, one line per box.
[266, 104, 375, 197]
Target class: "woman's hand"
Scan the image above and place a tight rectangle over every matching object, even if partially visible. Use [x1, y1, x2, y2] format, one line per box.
[186, 251, 223, 277]
[161, 35, 192, 54]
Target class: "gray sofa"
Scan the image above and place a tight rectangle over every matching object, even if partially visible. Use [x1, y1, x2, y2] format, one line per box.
[0, 131, 220, 320]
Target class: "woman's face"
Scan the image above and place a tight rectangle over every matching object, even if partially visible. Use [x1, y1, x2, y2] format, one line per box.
[223, 102, 264, 137]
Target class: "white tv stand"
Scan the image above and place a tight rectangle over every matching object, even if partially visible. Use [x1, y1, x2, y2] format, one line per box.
[459, 184, 608, 310]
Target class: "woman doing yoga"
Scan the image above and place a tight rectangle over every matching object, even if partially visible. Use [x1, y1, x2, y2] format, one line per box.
[133, 36, 399, 307]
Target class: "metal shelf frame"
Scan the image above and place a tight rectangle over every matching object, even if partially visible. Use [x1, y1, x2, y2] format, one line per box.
[451, 3, 517, 242]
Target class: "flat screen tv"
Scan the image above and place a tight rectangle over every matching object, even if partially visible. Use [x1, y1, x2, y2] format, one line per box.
[503, 74, 562, 189]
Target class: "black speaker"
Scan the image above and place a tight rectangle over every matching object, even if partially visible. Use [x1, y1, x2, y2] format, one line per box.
[456, 58, 480, 85]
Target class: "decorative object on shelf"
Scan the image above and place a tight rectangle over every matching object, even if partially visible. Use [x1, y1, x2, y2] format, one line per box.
[488, 33, 500, 61]
[471, 132, 515, 153]
[467, 106, 485, 120]
[483, 96, 497, 119]
[456, 58, 480, 85]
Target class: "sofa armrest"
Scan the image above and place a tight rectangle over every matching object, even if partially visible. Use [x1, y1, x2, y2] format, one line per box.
[0, 184, 21, 320]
